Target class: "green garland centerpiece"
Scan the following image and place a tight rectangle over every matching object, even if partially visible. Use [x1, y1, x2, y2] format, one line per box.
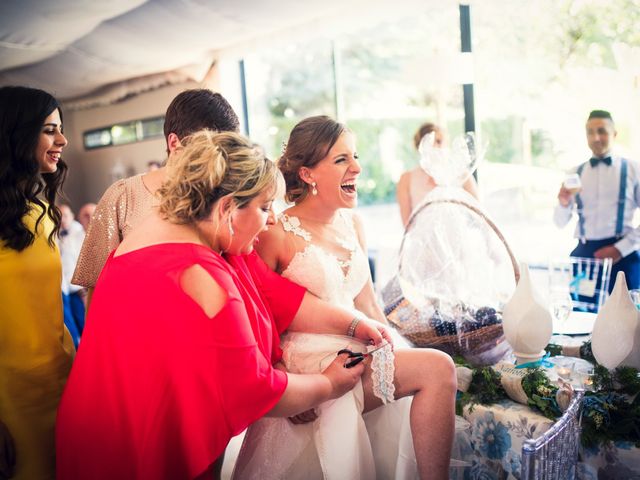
[581, 363, 640, 448]
[454, 341, 640, 448]
[520, 367, 563, 420]
[456, 365, 505, 416]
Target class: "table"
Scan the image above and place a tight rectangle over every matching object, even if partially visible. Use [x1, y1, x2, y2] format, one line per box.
[451, 400, 640, 479]
[451, 401, 552, 479]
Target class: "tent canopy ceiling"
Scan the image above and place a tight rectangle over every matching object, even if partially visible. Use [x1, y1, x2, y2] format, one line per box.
[0, 0, 434, 105]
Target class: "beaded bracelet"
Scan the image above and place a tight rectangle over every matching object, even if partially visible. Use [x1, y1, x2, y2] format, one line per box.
[347, 317, 360, 337]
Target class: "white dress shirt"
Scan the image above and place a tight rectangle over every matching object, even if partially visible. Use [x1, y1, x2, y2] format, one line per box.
[553, 154, 640, 257]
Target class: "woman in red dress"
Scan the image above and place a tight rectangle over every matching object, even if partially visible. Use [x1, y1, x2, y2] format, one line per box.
[56, 130, 388, 479]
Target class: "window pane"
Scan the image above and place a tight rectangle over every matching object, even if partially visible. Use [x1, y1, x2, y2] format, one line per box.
[111, 122, 138, 146]
[244, 38, 335, 161]
[140, 116, 164, 140]
[338, 8, 462, 205]
[83, 129, 111, 149]
[473, 0, 640, 264]
[83, 117, 164, 150]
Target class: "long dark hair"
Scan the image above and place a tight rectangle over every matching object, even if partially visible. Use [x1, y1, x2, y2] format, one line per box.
[0, 86, 68, 251]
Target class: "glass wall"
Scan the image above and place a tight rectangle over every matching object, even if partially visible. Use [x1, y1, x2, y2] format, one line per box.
[473, 0, 640, 264]
[241, 6, 466, 286]
[83, 116, 165, 150]
[244, 37, 336, 158]
[238, 0, 640, 284]
[243, 6, 462, 206]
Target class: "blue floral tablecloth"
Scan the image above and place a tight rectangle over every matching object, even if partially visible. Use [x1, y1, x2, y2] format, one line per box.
[451, 400, 640, 480]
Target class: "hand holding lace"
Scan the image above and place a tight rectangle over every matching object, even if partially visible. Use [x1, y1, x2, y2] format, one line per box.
[353, 317, 394, 349]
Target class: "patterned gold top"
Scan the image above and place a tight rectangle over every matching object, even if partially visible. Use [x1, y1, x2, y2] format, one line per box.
[72, 174, 158, 288]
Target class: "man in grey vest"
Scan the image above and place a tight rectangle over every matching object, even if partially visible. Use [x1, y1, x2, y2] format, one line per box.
[554, 109, 640, 292]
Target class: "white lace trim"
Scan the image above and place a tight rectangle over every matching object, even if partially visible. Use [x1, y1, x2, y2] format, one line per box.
[336, 210, 358, 252]
[280, 212, 357, 271]
[335, 247, 355, 270]
[279, 213, 311, 241]
[370, 344, 396, 404]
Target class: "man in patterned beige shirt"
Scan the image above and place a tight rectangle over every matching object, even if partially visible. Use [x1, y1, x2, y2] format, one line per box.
[72, 89, 240, 304]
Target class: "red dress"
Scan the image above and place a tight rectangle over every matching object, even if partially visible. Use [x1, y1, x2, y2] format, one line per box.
[56, 244, 305, 479]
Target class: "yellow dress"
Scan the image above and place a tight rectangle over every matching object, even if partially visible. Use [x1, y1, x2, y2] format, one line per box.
[0, 203, 74, 480]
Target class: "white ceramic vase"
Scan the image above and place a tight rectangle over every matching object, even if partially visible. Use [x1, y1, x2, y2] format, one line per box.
[502, 262, 553, 365]
[592, 271, 640, 369]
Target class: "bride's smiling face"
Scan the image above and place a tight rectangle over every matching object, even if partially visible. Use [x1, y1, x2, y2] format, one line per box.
[305, 131, 361, 209]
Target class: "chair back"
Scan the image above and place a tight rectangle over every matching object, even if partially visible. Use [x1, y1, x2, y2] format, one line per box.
[520, 390, 584, 480]
[548, 257, 612, 313]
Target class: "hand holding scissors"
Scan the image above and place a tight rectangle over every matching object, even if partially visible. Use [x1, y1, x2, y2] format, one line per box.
[338, 341, 390, 368]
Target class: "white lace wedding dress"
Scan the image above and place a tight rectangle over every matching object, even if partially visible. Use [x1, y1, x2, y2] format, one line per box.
[232, 210, 417, 480]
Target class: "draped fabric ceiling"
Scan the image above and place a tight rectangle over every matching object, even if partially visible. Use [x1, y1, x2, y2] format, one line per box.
[0, 0, 431, 109]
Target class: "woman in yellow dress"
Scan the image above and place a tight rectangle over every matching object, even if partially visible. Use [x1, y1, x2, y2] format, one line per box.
[0, 86, 74, 480]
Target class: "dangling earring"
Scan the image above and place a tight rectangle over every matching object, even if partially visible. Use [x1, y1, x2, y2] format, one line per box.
[219, 215, 234, 254]
[311, 181, 318, 196]
[227, 215, 234, 236]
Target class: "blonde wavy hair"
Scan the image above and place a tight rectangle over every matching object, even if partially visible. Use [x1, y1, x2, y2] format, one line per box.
[158, 130, 280, 224]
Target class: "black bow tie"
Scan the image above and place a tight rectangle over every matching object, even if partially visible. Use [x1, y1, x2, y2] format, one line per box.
[60, 229, 69, 237]
[590, 156, 612, 167]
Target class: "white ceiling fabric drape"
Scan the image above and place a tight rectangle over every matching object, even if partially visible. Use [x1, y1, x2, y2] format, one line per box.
[0, 0, 438, 105]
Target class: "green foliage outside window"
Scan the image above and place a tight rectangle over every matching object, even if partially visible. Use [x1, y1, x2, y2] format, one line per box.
[266, 117, 423, 205]
[248, 0, 640, 206]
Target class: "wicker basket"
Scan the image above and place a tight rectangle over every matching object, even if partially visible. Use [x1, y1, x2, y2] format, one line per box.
[384, 197, 519, 366]
[387, 297, 510, 362]
[401, 198, 520, 283]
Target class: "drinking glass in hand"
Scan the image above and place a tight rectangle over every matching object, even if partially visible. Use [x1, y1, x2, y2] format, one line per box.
[563, 174, 582, 195]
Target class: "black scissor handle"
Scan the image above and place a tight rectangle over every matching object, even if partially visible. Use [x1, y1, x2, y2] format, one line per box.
[344, 356, 365, 368]
[337, 348, 362, 358]
[337, 349, 365, 368]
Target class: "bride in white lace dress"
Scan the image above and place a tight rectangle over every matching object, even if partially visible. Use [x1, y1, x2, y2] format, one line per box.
[232, 116, 457, 480]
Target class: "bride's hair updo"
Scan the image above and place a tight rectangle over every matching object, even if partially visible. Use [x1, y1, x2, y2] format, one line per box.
[278, 115, 346, 203]
[158, 130, 279, 224]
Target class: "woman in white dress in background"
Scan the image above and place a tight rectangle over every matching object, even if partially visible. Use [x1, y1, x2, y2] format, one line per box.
[233, 116, 457, 480]
[396, 122, 479, 227]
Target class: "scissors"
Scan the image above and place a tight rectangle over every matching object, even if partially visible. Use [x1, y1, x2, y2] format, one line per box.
[338, 341, 390, 368]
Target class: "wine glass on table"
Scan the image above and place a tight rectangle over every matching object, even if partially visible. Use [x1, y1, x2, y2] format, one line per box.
[550, 291, 573, 346]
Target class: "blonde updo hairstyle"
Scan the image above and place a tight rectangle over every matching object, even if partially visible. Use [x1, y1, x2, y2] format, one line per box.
[158, 130, 279, 224]
[278, 115, 346, 203]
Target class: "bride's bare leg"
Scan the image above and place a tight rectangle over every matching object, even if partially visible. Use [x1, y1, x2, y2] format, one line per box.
[361, 348, 456, 480]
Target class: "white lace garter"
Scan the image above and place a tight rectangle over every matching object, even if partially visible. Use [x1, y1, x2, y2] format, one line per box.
[370, 343, 396, 404]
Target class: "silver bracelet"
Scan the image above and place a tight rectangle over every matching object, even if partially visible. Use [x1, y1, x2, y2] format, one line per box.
[347, 317, 360, 337]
